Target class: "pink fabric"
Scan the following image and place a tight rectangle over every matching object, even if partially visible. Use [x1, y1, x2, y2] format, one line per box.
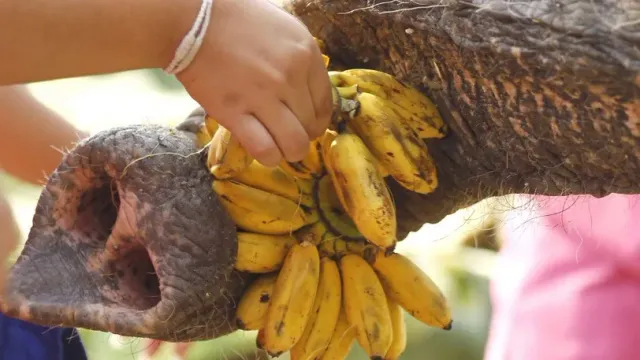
[485, 194, 640, 360]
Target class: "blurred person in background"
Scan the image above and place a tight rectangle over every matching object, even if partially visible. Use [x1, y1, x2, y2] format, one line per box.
[0, 85, 89, 359]
[485, 194, 640, 360]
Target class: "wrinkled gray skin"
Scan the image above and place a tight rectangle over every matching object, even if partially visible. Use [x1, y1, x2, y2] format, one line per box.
[2, 124, 251, 341]
[2, 0, 639, 343]
[287, 0, 640, 235]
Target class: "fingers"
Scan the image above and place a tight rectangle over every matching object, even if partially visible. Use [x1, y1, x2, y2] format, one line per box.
[209, 100, 310, 167]
[256, 99, 310, 163]
[194, 37, 331, 166]
[282, 85, 316, 140]
[283, 41, 332, 141]
[225, 113, 282, 167]
[306, 43, 334, 138]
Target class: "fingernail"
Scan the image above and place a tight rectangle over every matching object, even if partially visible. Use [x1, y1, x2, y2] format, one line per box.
[257, 154, 282, 168]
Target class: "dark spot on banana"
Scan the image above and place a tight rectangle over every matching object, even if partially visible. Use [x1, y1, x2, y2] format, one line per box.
[443, 321, 453, 331]
[259, 293, 271, 303]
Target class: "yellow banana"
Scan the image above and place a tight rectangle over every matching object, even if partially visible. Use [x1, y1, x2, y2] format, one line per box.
[295, 221, 331, 247]
[340, 123, 389, 178]
[235, 273, 278, 330]
[329, 69, 447, 139]
[234, 160, 314, 207]
[330, 89, 361, 131]
[259, 242, 321, 357]
[332, 239, 377, 264]
[279, 137, 325, 180]
[349, 91, 438, 194]
[175, 107, 212, 148]
[290, 257, 342, 360]
[384, 295, 407, 360]
[320, 307, 356, 360]
[235, 232, 297, 273]
[208, 125, 253, 179]
[314, 174, 363, 240]
[331, 239, 351, 259]
[322, 54, 330, 68]
[336, 84, 359, 100]
[212, 180, 318, 235]
[312, 37, 331, 67]
[317, 233, 340, 259]
[323, 132, 397, 251]
[339, 254, 393, 359]
[321, 129, 338, 153]
[313, 37, 326, 53]
[372, 252, 452, 330]
[204, 114, 219, 136]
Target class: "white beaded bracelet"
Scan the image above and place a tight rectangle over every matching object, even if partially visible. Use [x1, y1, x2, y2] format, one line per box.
[164, 0, 214, 75]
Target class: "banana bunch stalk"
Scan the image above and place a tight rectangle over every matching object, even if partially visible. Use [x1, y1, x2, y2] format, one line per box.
[180, 46, 452, 360]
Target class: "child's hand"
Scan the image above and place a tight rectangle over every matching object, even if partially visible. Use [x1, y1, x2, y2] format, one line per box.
[177, 0, 333, 167]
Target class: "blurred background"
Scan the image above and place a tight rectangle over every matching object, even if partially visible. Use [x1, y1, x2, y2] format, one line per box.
[0, 63, 519, 360]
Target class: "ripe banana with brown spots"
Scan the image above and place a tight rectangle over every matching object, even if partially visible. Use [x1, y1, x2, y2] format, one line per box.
[279, 137, 326, 180]
[235, 232, 297, 273]
[234, 160, 314, 207]
[323, 131, 397, 251]
[339, 254, 393, 359]
[212, 180, 318, 235]
[349, 91, 438, 194]
[290, 257, 342, 360]
[258, 242, 321, 357]
[204, 114, 219, 136]
[372, 251, 452, 330]
[235, 273, 278, 331]
[385, 295, 407, 360]
[320, 308, 357, 360]
[208, 125, 253, 179]
[314, 174, 363, 240]
[329, 69, 447, 139]
[295, 221, 332, 247]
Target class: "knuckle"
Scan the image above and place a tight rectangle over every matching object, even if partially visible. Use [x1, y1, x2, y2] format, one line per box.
[294, 41, 314, 60]
[281, 43, 314, 83]
[269, 71, 288, 88]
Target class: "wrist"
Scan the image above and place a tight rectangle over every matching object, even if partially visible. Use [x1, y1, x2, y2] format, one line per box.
[143, 0, 207, 70]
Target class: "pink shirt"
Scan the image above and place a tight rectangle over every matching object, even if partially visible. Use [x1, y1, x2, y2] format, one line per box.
[485, 194, 640, 360]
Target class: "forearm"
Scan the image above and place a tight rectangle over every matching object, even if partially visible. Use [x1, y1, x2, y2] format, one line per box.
[0, 0, 199, 85]
[0, 86, 87, 184]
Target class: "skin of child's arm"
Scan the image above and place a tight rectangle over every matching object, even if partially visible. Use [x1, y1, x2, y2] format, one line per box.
[0, 192, 19, 293]
[0, 85, 88, 185]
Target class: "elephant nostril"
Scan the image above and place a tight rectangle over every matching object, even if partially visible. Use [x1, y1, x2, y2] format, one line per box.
[75, 180, 119, 239]
[72, 177, 162, 310]
[3, 125, 247, 341]
[103, 246, 161, 310]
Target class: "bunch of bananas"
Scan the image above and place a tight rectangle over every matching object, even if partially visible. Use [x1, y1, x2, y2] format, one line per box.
[184, 48, 451, 360]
